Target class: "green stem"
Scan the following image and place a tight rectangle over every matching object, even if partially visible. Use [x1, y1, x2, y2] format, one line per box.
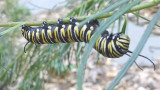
[132, 12, 160, 27]
[0, 0, 160, 27]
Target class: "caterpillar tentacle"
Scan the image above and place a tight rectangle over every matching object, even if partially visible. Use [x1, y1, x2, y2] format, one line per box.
[125, 53, 143, 71]
[24, 41, 29, 53]
[127, 50, 156, 70]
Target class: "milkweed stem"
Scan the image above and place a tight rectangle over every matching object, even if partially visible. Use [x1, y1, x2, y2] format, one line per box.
[0, 0, 159, 27]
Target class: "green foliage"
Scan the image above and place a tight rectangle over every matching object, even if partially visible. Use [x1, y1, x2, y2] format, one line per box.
[0, 0, 160, 90]
[3, 0, 30, 21]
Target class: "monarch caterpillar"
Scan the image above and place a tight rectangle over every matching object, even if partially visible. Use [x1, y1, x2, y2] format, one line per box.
[21, 17, 99, 44]
[21, 17, 155, 70]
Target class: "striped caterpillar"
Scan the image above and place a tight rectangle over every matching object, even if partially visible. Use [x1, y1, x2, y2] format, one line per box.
[21, 17, 155, 70]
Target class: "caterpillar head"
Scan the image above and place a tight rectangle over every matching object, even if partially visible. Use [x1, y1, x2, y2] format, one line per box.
[88, 20, 99, 28]
[115, 33, 130, 55]
[21, 25, 28, 34]
[21, 25, 28, 36]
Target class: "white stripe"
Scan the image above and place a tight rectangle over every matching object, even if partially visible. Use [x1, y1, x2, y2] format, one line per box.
[35, 30, 42, 44]
[82, 25, 87, 41]
[70, 26, 75, 41]
[43, 30, 49, 43]
[60, 29, 67, 43]
[46, 30, 54, 43]
[74, 27, 80, 42]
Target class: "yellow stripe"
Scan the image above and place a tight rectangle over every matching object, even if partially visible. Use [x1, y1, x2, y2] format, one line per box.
[95, 37, 101, 51]
[75, 22, 79, 25]
[111, 40, 121, 57]
[120, 36, 129, 40]
[21, 29, 24, 32]
[36, 33, 40, 40]
[116, 41, 128, 49]
[48, 26, 52, 29]
[80, 25, 87, 41]
[108, 42, 112, 54]
[118, 39, 129, 43]
[36, 29, 40, 40]
[103, 40, 106, 56]
[41, 29, 47, 43]
[61, 28, 65, 37]
[116, 41, 123, 47]
[54, 27, 61, 43]
[113, 51, 120, 57]
[87, 31, 91, 41]
[121, 44, 129, 49]
[47, 30, 53, 38]
[98, 38, 103, 51]
[62, 25, 65, 28]
[101, 38, 106, 56]
[32, 31, 36, 44]
[28, 31, 31, 39]
[122, 46, 129, 49]
[74, 26, 79, 37]
[90, 26, 94, 30]
[67, 25, 74, 42]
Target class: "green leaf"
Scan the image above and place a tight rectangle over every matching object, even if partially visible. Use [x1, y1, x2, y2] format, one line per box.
[0, 23, 24, 37]
[121, 16, 127, 34]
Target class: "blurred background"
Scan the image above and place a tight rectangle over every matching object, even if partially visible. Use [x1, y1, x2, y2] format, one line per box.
[0, 0, 160, 90]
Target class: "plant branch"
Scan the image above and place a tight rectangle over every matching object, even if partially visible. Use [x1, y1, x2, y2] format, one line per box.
[132, 12, 160, 27]
[0, 0, 160, 27]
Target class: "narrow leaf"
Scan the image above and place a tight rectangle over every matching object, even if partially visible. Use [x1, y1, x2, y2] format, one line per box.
[107, 8, 160, 90]
[0, 23, 24, 37]
[121, 16, 127, 34]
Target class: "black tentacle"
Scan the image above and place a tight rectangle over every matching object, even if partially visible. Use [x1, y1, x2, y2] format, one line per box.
[125, 53, 143, 71]
[24, 41, 29, 53]
[127, 50, 156, 71]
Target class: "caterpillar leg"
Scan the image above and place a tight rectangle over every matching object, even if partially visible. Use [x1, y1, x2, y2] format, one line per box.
[21, 24, 28, 33]
[24, 41, 29, 53]
[22, 25, 26, 29]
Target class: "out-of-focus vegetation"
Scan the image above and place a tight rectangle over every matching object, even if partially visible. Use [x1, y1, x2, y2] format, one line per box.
[0, 0, 30, 89]
[0, 0, 160, 90]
